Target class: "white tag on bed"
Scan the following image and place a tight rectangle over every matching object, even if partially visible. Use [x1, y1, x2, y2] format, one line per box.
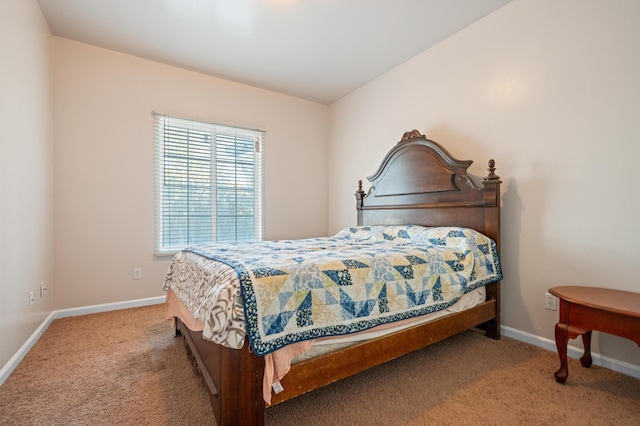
[272, 381, 284, 394]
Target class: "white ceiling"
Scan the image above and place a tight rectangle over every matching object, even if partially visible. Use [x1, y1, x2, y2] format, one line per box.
[37, 0, 512, 105]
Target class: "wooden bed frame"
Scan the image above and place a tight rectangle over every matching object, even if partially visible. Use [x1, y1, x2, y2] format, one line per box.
[174, 130, 502, 425]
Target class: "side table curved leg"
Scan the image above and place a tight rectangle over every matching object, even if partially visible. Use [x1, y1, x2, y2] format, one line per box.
[554, 322, 569, 384]
[580, 330, 593, 368]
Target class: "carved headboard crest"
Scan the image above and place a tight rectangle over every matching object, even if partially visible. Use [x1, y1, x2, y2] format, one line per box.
[400, 129, 424, 143]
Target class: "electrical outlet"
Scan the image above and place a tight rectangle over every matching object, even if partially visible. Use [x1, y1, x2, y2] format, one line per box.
[29, 291, 34, 309]
[544, 292, 557, 311]
[133, 268, 142, 280]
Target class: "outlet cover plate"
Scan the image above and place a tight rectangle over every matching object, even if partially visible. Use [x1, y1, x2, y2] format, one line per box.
[544, 292, 557, 311]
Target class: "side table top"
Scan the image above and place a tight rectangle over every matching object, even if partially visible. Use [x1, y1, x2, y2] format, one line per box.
[549, 286, 640, 318]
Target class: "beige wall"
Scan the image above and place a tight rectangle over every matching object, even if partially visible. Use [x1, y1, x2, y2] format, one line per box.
[328, 0, 640, 367]
[52, 38, 328, 309]
[0, 0, 54, 368]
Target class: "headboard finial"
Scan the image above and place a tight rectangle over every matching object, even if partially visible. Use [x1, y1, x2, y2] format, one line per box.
[483, 159, 501, 183]
[400, 129, 424, 143]
[355, 179, 366, 209]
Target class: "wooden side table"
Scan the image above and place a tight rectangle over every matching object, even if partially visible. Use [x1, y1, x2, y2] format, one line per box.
[548, 286, 640, 384]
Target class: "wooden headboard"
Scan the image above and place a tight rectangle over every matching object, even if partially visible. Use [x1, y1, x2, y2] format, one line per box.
[356, 130, 501, 247]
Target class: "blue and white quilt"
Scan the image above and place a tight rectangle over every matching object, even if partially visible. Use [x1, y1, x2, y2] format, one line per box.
[181, 226, 502, 356]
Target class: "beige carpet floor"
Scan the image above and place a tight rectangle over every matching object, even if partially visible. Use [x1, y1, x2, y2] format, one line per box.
[0, 303, 638, 425]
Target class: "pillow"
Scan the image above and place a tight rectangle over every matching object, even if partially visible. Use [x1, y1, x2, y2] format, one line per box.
[371, 225, 417, 243]
[335, 225, 428, 243]
[334, 226, 374, 240]
[410, 226, 487, 249]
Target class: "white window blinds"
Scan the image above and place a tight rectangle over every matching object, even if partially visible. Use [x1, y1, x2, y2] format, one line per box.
[154, 113, 264, 255]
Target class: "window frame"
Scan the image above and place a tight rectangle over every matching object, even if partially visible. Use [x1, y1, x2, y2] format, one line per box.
[153, 112, 264, 256]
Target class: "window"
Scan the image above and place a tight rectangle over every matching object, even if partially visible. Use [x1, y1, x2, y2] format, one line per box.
[154, 113, 264, 255]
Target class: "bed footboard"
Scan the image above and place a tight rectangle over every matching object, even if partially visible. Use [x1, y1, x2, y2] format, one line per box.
[174, 280, 499, 425]
[271, 290, 498, 405]
[175, 318, 265, 426]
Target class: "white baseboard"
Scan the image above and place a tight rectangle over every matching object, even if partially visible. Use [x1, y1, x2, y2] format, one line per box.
[501, 325, 640, 380]
[0, 296, 165, 387]
[52, 296, 166, 319]
[0, 311, 57, 387]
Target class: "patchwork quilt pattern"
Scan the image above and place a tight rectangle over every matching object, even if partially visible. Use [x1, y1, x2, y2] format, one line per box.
[183, 226, 502, 356]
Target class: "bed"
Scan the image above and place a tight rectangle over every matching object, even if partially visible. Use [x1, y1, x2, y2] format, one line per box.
[164, 129, 502, 425]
